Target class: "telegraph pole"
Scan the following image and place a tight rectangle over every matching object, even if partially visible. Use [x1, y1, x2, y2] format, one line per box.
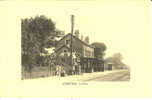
[70, 15, 74, 71]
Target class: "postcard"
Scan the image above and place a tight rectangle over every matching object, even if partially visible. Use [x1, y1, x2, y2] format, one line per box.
[0, 0, 152, 98]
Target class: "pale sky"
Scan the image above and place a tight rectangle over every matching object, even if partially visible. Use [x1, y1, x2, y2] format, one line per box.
[16, 0, 150, 66]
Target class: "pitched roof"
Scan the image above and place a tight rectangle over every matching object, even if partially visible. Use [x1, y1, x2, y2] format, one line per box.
[56, 33, 94, 48]
[55, 45, 70, 53]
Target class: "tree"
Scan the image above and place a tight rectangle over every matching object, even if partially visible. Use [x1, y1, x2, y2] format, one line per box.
[91, 42, 107, 60]
[21, 15, 62, 70]
[104, 53, 128, 69]
[113, 53, 123, 61]
[27, 15, 56, 54]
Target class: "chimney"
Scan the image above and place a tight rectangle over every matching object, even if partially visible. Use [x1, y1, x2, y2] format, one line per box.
[81, 34, 83, 41]
[84, 36, 89, 44]
[74, 30, 80, 38]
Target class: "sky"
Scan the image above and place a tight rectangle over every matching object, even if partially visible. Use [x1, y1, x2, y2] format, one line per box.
[13, 0, 150, 66]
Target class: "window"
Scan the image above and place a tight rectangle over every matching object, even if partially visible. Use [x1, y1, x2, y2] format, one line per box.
[65, 40, 69, 45]
[64, 50, 67, 52]
[64, 50, 68, 57]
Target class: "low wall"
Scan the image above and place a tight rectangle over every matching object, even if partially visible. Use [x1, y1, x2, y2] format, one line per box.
[22, 66, 56, 79]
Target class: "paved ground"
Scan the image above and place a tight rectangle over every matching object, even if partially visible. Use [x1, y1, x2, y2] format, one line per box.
[47, 69, 130, 82]
[22, 69, 130, 82]
[83, 69, 130, 81]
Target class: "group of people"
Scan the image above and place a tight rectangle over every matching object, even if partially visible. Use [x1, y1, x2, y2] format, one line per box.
[54, 64, 81, 77]
[55, 64, 66, 77]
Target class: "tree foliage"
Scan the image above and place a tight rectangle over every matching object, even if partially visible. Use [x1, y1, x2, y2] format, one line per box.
[21, 15, 63, 69]
[91, 42, 107, 60]
[105, 53, 129, 69]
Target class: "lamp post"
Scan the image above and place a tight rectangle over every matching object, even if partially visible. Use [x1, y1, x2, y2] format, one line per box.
[70, 15, 74, 74]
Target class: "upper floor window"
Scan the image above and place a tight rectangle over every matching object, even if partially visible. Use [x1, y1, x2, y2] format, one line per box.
[64, 49, 68, 57]
[65, 40, 69, 45]
[64, 50, 67, 52]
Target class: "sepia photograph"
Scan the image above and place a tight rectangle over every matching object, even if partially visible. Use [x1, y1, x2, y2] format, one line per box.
[21, 14, 130, 81]
[0, 0, 152, 98]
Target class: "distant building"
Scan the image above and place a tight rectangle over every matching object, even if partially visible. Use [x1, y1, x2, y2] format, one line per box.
[104, 62, 113, 71]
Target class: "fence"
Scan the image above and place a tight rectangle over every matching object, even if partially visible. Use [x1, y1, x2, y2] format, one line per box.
[22, 66, 57, 80]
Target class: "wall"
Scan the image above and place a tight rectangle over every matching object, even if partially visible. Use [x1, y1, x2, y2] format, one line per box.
[83, 45, 94, 58]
